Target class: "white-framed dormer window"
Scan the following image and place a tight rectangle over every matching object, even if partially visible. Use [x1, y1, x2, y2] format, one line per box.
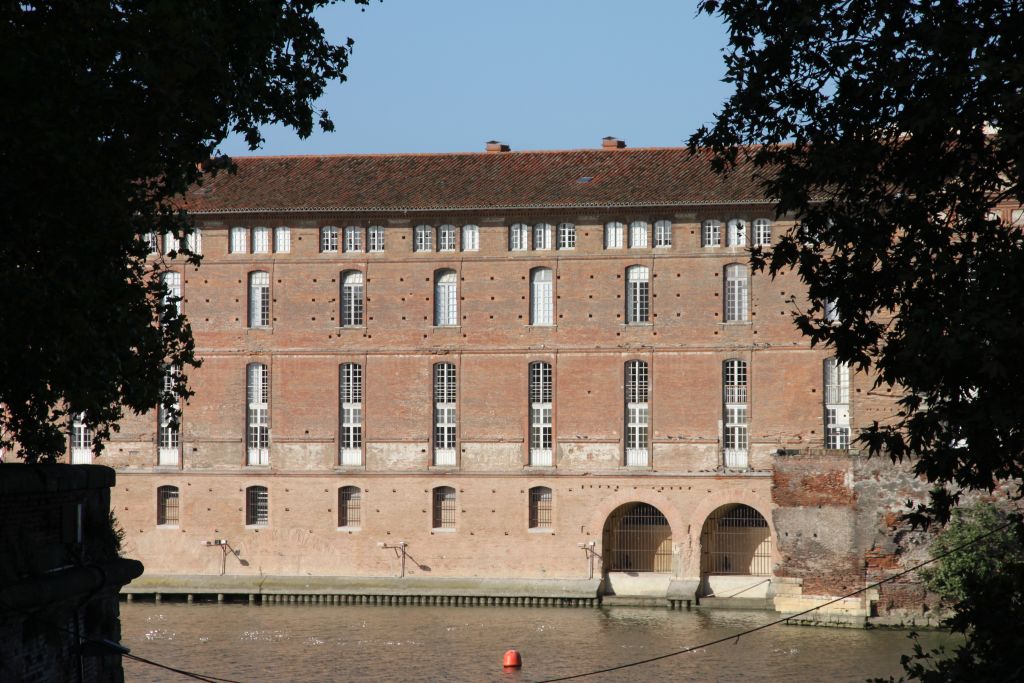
[230, 227, 248, 254]
[274, 227, 291, 253]
[344, 226, 363, 253]
[186, 228, 202, 255]
[509, 223, 529, 251]
[702, 220, 721, 247]
[558, 223, 576, 250]
[158, 365, 180, 466]
[626, 265, 650, 324]
[248, 271, 270, 328]
[438, 224, 457, 252]
[625, 360, 650, 466]
[654, 220, 672, 248]
[723, 359, 749, 468]
[434, 269, 457, 326]
[252, 226, 271, 254]
[529, 361, 553, 466]
[414, 225, 433, 252]
[753, 218, 772, 246]
[368, 225, 385, 252]
[70, 413, 93, 464]
[339, 363, 363, 466]
[321, 226, 339, 253]
[824, 358, 851, 449]
[533, 223, 552, 250]
[605, 221, 624, 249]
[246, 363, 270, 466]
[727, 219, 747, 247]
[164, 231, 180, 255]
[530, 268, 554, 326]
[724, 264, 749, 322]
[629, 221, 648, 248]
[433, 363, 457, 466]
[462, 224, 479, 252]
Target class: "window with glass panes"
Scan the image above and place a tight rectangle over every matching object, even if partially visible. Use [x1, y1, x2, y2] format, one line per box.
[461, 224, 479, 251]
[158, 366, 180, 466]
[143, 231, 158, 255]
[605, 221, 624, 249]
[724, 264, 749, 322]
[246, 486, 268, 526]
[338, 486, 361, 527]
[344, 226, 363, 252]
[533, 223, 552, 250]
[753, 218, 771, 246]
[529, 486, 553, 529]
[157, 486, 179, 525]
[70, 414, 92, 464]
[339, 363, 363, 465]
[438, 224, 457, 251]
[654, 220, 672, 247]
[702, 220, 721, 247]
[432, 486, 456, 529]
[509, 223, 528, 251]
[433, 363, 457, 465]
[230, 227, 248, 253]
[162, 271, 181, 315]
[625, 361, 650, 466]
[723, 359, 749, 467]
[274, 227, 291, 253]
[164, 231, 179, 254]
[368, 225, 385, 252]
[186, 228, 202, 255]
[414, 225, 433, 252]
[434, 270, 457, 326]
[252, 226, 271, 253]
[529, 362, 553, 466]
[626, 266, 650, 324]
[727, 219, 747, 247]
[558, 223, 576, 249]
[341, 271, 364, 327]
[630, 221, 648, 248]
[824, 358, 851, 449]
[530, 268, 553, 326]
[320, 226, 339, 252]
[248, 271, 270, 327]
[246, 363, 269, 465]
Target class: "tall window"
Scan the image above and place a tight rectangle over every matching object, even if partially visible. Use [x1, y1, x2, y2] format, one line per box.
[158, 366, 180, 466]
[143, 231, 158, 255]
[605, 221, 624, 249]
[824, 358, 851, 449]
[248, 271, 270, 328]
[824, 298, 839, 323]
[753, 218, 771, 246]
[626, 266, 650, 324]
[164, 231, 180, 254]
[414, 225, 433, 252]
[723, 359, 749, 467]
[252, 226, 271, 253]
[529, 362, 553, 466]
[368, 225, 385, 252]
[533, 223, 552, 250]
[70, 414, 92, 464]
[625, 361, 650, 466]
[558, 223, 576, 250]
[162, 271, 181, 315]
[157, 486, 179, 526]
[702, 220, 721, 247]
[274, 226, 291, 253]
[724, 264, 749, 322]
[246, 363, 269, 465]
[438, 224, 457, 251]
[344, 226, 363, 252]
[654, 220, 672, 248]
[321, 226, 339, 253]
[340, 271, 364, 327]
[432, 486, 456, 529]
[727, 219, 747, 247]
[434, 270, 457, 326]
[186, 228, 202, 255]
[339, 363, 363, 465]
[462, 224, 479, 252]
[246, 486, 269, 526]
[509, 223, 529, 251]
[530, 268, 553, 326]
[529, 487, 553, 529]
[630, 221, 648, 248]
[433, 363, 457, 465]
[338, 486, 361, 528]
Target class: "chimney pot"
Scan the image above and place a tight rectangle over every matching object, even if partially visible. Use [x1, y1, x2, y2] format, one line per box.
[486, 140, 511, 152]
[601, 136, 626, 149]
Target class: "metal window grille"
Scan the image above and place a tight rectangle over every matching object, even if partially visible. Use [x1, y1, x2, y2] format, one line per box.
[432, 487, 456, 529]
[340, 363, 363, 465]
[605, 221, 624, 249]
[626, 266, 650, 324]
[753, 218, 771, 246]
[529, 362, 553, 466]
[724, 264, 749, 321]
[727, 219, 747, 247]
[252, 227, 270, 253]
[533, 223, 552, 250]
[509, 223, 528, 251]
[654, 219, 673, 247]
[157, 486, 179, 525]
[702, 220, 721, 247]
[71, 414, 93, 464]
[438, 224, 457, 251]
[248, 271, 270, 327]
[414, 225, 433, 252]
[246, 486, 269, 526]
[341, 271, 364, 327]
[434, 270, 457, 326]
[162, 271, 181, 315]
[531, 268, 553, 326]
[338, 486, 361, 527]
[700, 504, 771, 576]
[344, 226, 363, 252]
[164, 231, 180, 254]
[368, 225, 385, 252]
[605, 503, 672, 572]
[246, 363, 269, 465]
[321, 226, 339, 252]
[529, 487, 553, 528]
[630, 221, 648, 248]
[274, 227, 291, 253]
[434, 363, 457, 465]
[558, 223, 576, 249]
[230, 227, 248, 253]
[724, 360, 748, 467]
[461, 224, 479, 252]
[625, 361, 650, 466]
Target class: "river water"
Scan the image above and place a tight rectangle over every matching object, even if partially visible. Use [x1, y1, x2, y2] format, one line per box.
[120, 602, 951, 682]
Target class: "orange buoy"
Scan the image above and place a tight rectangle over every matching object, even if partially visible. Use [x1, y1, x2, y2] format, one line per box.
[503, 649, 523, 669]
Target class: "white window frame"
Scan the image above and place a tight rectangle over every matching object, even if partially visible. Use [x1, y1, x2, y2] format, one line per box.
[368, 225, 385, 252]
[629, 221, 648, 248]
[509, 223, 529, 251]
[530, 268, 554, 326]
[164, 231, 180, 255]
[433, 363, 457, 466]
[248, 271, 270, 328]
[274, 226, 291, 253]
[461, 224, 479, 252]
[626, 266, 650, 324]
[186, 228, 202, 255]
[230, 227, 248, 254]
[723, 359, 748, 467]
[438, 224, 457, 252]
[824, 358, 851, 449]
[533, 223, 552, 251]
[143, 231, 158, 255]
[724, 264, 749, 322]
[434, 270, 458, 327]
[654, 220, 672, 248]
[321, 226, 339, 253]
[340, 270, 364, 327]
[70, 413, 93, 464]
[344, 226, 363, 253]
[605, 221, 624, 249]
[252, 226, 271, 254]
[246, 363, 270, 466]
[625, 361, 650, 466]
[529, 362, 553, 466]
[702, 220, 721, 247]
[558, 223, 576, 250]
[414, 225, 433, 252]
[753, 218, 771, 246]
[727, 219, 747, 247]
[340, 363, 363, 465]
[158, 365, 180, 466]
[162, 271, 182, 315]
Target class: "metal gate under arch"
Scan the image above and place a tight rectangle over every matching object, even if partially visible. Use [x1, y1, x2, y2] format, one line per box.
[700, 504, 772, 576]
[603, 503, 672, 573]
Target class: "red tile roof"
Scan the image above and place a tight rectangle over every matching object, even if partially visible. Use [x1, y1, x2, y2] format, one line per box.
[186, 147, 771, 214]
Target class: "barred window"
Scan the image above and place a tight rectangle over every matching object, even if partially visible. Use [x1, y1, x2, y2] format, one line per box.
[727, 219, 747, 247]
[626, 266, 650, 324]
[340, 271, 364, 327]
[157, 486, 179, 526]
[629, 221, 648, 248]
[461, 224, 479, 252]
[723, 359, 749, 467]
[434, 270, 457, 326]
[625, 361, 649, 466]
[529, 486, 553, 529]
[368, 225, 385, 252]
[724, 264, 749, 322]
[246, 363, 269, 466]
[321, 226, 339, 253]
[252, 226, 271, 253]
[339, 363, 363, 466]
[529, 362, 553, 466]
[654, 220, 672, 247]
[558, 223, 576, 249]
[246, 486, 269, 526]
[162, 271, 182, 315]
[605, 221, 624, 249]
[753, 218, 771, 246]
[70, 413, 93, 464]
[533, 223, 552, 250]
[186, 228, 202, 255]
[274, 226, 291, 253]
[509, 223, 529, 251]
[433, 363, 457, 465]
[158, 365, 180, 466]
[414, 225, 433, 252]
[438, 224, 457, 252]
[248, 271, 270, 328]
[432, 486, 456, 529]
[338, 486, 362, 528]
[530, 268, 553, 326]
[702, 220, 721, 247]
[344, 226, 363, 253]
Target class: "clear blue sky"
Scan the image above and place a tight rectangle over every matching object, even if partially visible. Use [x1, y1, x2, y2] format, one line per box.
[218, 0, 730, 156]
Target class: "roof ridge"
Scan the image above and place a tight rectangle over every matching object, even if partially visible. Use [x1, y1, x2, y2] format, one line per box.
[227, 146, 704, 161]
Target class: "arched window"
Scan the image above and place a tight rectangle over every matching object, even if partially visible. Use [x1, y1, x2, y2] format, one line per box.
[246, 486, 269, 526]
[339, 363, 363, 465]
[158, 365, 180, 466]
[246, 363, 269, 465]
[162, 271, 181, 315]
[702, 219, 721, 247]
[529, 487, 553, 529]
[530, 268, 553, 326]
[248, 271, 270, 328]
[414, 224, 433, 252]
[727, 219, 747, 247]
[438, 224, 457, 251]
[724, 264, 749, 322]
[529, 362, 553, 466]
[340, 271, 364, 327]
[509, 223, 529, 251]
[605, 221, 624, 249]
[432, 486, 456, 529]
[701, 504, 771, 576]
[368, 225, 385, 252]
[723, 359, 748, 468]
[753, 218, 771, 246]
[558, 223, 576, 249]
[433, 363, 457, 465]
[626, 266, 650, 324]
[654, 219, 672, 247]
[629, 221, 648, 248]
[533, 223, 552, 250]
[461, 224, 479, 252]
[157, 485, 179, 526]
[252, 226, 271, 253]
[824, 358, 851, 449]
[320, 226, 339, 253]
[338, 486, 361, 528]
[625, 361, 650, 466]
[70, 413, 92, 464]
[344, 226, 363, 252]
[434, 269, 457, 327]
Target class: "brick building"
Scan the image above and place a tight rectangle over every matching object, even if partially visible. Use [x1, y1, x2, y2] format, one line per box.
[76, 140, 905, 606]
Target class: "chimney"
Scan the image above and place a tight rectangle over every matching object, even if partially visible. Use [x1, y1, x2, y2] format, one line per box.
[601, 136, 626, 149]
[486, 140, 511, 153]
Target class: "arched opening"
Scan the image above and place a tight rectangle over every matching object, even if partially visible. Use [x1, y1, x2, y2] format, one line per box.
[602, 502, 672, 574]
[700, 504, 772, 578]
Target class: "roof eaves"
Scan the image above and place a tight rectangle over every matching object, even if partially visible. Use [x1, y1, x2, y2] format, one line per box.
[189, 199, 778, 215]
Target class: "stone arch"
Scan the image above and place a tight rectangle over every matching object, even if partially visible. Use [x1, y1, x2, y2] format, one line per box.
[588, 489, 685, 577]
